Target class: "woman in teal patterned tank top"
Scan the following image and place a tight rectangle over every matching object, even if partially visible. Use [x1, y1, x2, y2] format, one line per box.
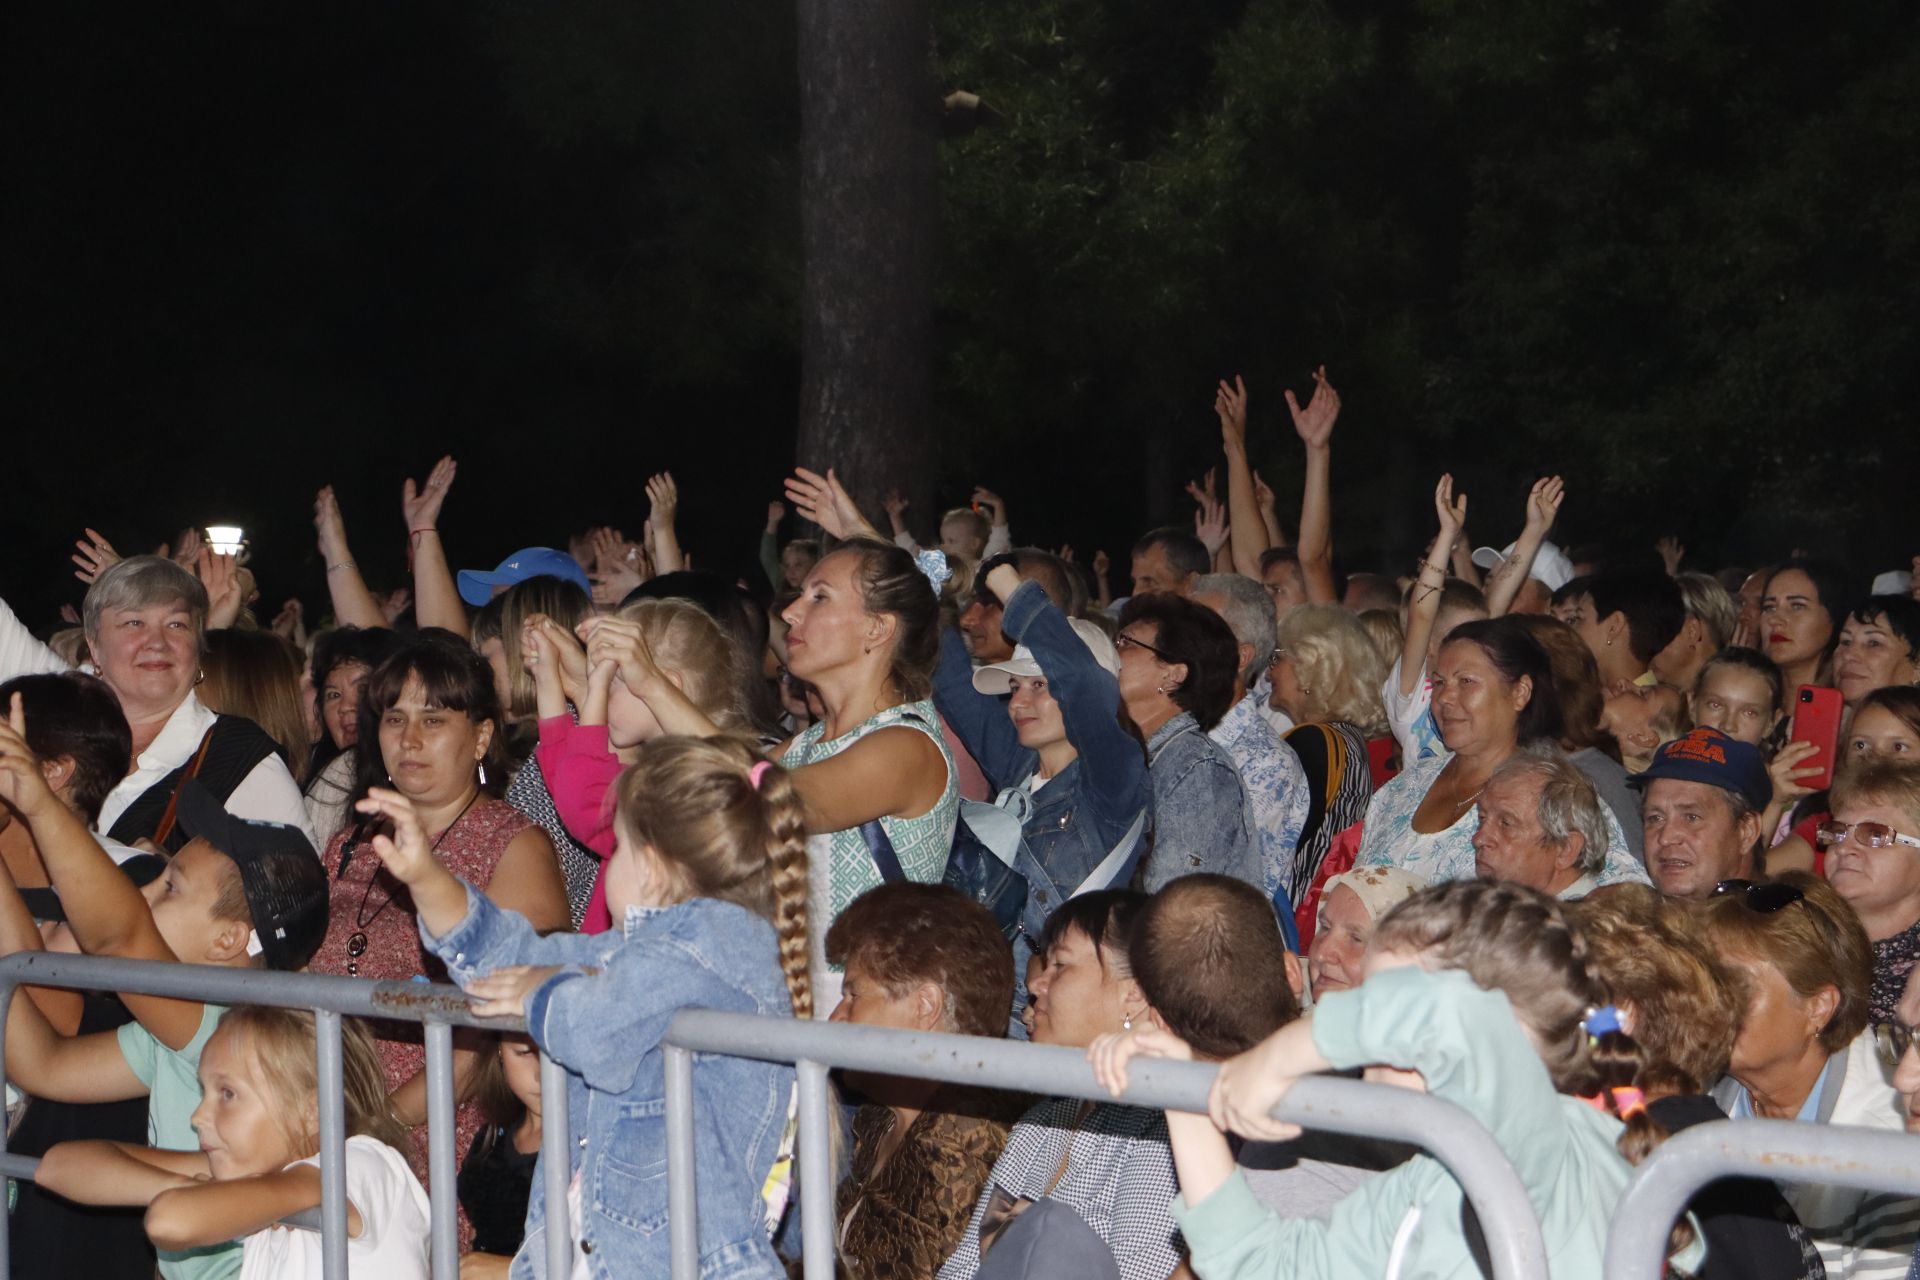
[582, 536, 957, 1013]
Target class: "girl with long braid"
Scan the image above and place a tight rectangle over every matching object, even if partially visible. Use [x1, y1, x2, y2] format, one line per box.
[357, 734, 811, 1278]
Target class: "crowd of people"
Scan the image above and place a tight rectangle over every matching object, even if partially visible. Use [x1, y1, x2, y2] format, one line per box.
[4, 368, 1920, 1278]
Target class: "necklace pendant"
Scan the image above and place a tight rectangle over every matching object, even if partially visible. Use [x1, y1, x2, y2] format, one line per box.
[347, 932, 369, 959]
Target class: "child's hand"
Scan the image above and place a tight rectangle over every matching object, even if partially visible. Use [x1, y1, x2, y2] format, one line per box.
[580, 657, 616, 728]
[1208, 1030, 1311, 1142]
[1088, 1026, 1194, 1098]
[464, 965, 568, 1019]
[0, 694, 58, 820]
[355, 789, 439, 888]
[578, 616, 664, 699]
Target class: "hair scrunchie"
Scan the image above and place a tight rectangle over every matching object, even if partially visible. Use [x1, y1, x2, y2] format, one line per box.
[915, 548, 953, 597]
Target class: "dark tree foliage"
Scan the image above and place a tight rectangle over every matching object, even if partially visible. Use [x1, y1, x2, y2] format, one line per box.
[4, 1, 1917, 627]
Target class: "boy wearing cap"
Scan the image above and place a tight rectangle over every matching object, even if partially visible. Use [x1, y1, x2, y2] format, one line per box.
[0, 701, 327, 1280]
[1634, 726, 1773, 901]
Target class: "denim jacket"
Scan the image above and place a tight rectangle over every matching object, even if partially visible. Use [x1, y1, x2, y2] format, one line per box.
[933, 581, 1150, 907]
[1140, 712, 1261, 891]
[425, 885, 795, 1280]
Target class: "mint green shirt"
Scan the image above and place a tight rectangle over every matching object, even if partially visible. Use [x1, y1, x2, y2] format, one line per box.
[118, 1002, 241, 1280]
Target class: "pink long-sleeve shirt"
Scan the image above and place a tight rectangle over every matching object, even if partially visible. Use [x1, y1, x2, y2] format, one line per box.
[534, 715, 622, 933]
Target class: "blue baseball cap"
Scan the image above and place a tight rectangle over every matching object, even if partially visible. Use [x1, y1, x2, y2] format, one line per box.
[1630, 726, 1772, 812]
[456, 547, 592, 607]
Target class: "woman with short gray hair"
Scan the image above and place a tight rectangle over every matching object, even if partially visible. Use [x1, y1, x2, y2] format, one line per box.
[0, 556, 313, 847]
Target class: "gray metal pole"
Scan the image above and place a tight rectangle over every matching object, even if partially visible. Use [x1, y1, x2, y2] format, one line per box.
[424, 1021, 459, 1278]
[662, 1010, 1552, 1280]
[1605, 1118, 1920, 1276]
[314, 1009, 349, 1280]
[796, 1059, 835, 1280]
[541, 1050, 574, 1279]
[664, 1044, 699, 1280]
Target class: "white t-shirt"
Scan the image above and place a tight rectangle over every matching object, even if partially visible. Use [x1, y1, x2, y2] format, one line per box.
[239, 1136, 430, 1280]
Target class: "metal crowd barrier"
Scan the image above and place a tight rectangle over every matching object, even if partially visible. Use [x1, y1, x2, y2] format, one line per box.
[0, 952, 1562, 1280]
[0, 951, 573, 1280]
[1604, 1115, 1920, 1275]
[661, 1010, 1553, 1280]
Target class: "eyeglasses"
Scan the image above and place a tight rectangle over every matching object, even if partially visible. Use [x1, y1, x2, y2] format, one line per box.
[1815, 820, 1920, 852]
[1874, 1020, 1917, 1070]
[1115, 633, 1172, 662]
[1266, 647, 1289, 669]
[1710, 879, 1806, 913]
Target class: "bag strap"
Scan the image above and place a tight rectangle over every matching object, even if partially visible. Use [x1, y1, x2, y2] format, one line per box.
[1068, 805, 1147, 899]
[150, 724, 218, 847]
[858, 819, 907, 885]
[966, 798, 1027, 870]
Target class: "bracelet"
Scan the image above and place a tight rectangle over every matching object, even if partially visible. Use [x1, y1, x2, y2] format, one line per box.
[326, 560, 356, 574]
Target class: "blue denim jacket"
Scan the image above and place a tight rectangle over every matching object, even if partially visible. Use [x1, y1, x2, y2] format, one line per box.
[425, 885, 795, 1280]
[933, 581, 1150, 911]
[1139, 713, 1261, 892]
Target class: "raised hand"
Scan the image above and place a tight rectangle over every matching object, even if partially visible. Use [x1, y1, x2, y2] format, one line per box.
[765, 501, 787, 536]
[170, 527, 204, 569]
[1525, 476, 1566, 538]
[1192, 487, 1229, 555]
[528, 614, 590, 707]
[1284, 365, 1341, 450]
[1655, 535, 1684, 576]
[883, 489, 910, 529]
[786, 467, 879, 541]
[645, 472, 679, 526]
[1055, 544, 1076, 563]
[314, 486, 350, 559]
[402, 455, 457, 532]
[378, 587, 413, 625]
[1252, 470, 1277, 515]
[195, 546, 246, 631]
[1429, 474, 1467, 550]
[1092, 549, 1111, 580]
[71, 528, 121, 585]
[1214, 376, 1249, 451]
[355, 788, 437, 885]
[970, 487, 1007, 528]
[270, 599, 305, 643]
[0, 694, 59, 821]
[578, 615, 664, 699]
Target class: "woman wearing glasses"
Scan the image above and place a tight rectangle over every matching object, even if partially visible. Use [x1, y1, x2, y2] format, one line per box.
[1823, 759, 1920, 1026]
[1702, 871, 1919, 1280]
[1112, 594, 1260, 890]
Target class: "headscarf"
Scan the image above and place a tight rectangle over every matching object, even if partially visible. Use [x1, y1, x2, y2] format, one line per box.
[1318, 865, 1429, 930]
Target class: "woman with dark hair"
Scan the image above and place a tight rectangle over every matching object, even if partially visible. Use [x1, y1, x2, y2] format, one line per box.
[303, 625, 401, 843]
[939, 890, 1182, 1280]
[582, 533, 958, 1011]
[826, 883, 1025, 1280]
[1832, 595, 1920, 713]
[1761, 555, 1856, 696]
[1114, 593, 1261, 891]
[1354, 618, 1644, 885]
[1512, 615, 1645, 860]
[307, 629, 569, 1245]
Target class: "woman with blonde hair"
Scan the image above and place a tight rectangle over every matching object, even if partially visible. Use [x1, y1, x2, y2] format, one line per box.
[1269, 605, 1391, 901]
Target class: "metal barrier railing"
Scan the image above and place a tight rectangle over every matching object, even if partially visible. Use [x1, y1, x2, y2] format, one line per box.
[0, 951, 573, 1280]
[659, 1010, 1552, 1280]
[1604, 1115, 1920, 1276]
[0, 952, 1557, 1280]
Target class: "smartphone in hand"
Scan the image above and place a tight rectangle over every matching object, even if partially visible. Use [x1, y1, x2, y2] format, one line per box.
[1791, 685, 1845, 792]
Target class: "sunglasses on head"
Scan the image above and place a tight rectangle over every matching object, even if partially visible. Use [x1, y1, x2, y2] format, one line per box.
[1815, 820, 1920, 852]
[1710, 879, 1805, 913]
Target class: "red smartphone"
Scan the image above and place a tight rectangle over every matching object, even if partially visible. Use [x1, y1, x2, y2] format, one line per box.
[1791, 684, 1845, 791]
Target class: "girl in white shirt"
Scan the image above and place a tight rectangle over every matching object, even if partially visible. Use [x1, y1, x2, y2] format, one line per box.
[38, 1006, 430, 1279]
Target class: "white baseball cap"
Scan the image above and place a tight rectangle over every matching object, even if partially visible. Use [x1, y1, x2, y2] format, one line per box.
[1470, 539, 1575, 592]
[972, 618, 1120, 694]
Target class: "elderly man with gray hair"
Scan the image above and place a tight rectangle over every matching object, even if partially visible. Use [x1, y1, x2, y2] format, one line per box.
[1469, 743, 1609, 900]
[1191, 573, 1310, 930]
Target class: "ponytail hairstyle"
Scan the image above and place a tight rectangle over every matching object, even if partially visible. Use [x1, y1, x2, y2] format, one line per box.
[829, 539, 941, 703]
[217, 1007, 408, 1158]
[1371, 880, 1670, 1166]
[613, 736, 812, 1019]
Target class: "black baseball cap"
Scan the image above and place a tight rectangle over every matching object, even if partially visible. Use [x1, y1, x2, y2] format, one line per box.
[177, 781, 330, 972]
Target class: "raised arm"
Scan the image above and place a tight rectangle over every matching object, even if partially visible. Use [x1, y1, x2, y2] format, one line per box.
[972, 487, 1013, 558]
[1218, 377, 1271, 577]
[1286, 366, 1341, 604]
[645, 472, 686, 575]
[314, 486, 385, 629]
[1189, 471, 1230, 573]
[405, 455, 468, 636]
[1398, 476, 1467, 698]
[760, 502, 788, 587]
[785, 467, 885, 543]
[0, 698, 207, 1047]
[1484, 476, 1565, 618]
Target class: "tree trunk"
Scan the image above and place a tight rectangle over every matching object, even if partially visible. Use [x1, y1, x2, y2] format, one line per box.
[793, 0, 936, 526]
